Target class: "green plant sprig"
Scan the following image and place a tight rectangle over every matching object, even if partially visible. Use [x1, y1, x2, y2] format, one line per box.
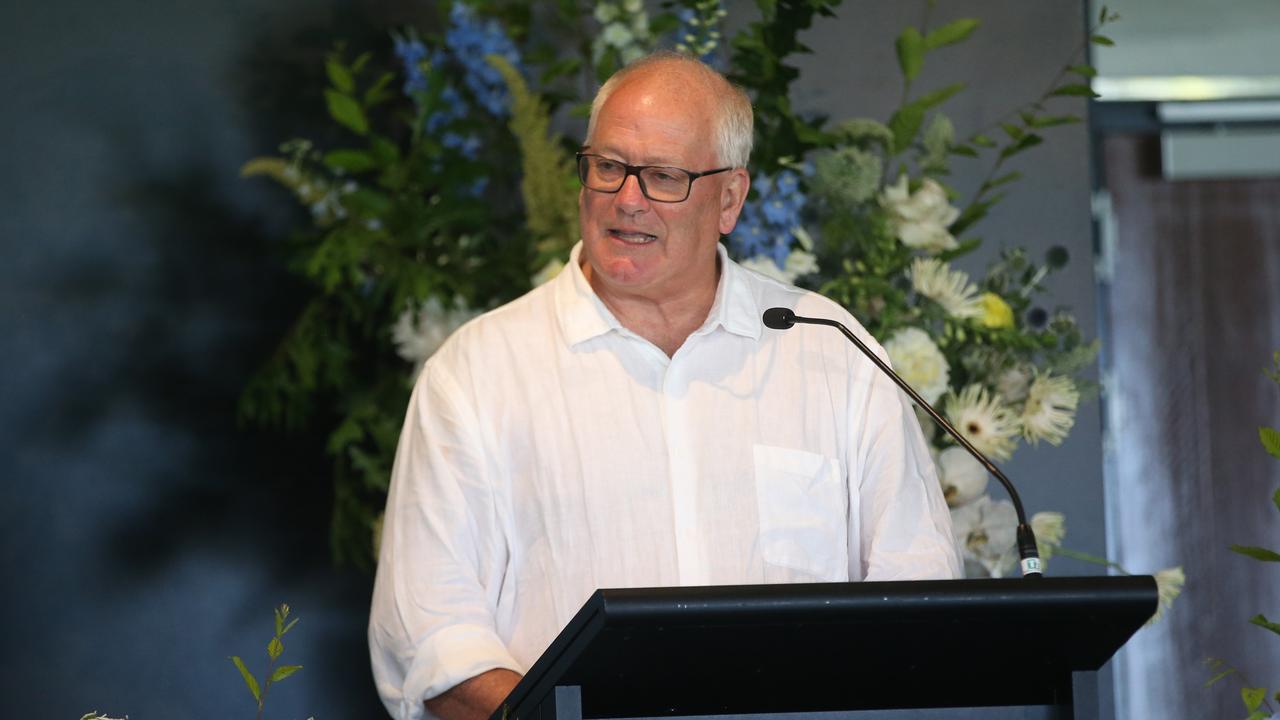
[230, 604, 304, 720]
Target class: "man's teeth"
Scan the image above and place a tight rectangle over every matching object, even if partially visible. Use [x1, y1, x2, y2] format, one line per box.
[613, 230, 657, 243]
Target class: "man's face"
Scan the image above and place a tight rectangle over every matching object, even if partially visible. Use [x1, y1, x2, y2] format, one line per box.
[578, 70, 748, 301]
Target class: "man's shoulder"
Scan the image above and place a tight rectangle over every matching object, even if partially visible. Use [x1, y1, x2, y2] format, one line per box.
[426, 280, 559, 375]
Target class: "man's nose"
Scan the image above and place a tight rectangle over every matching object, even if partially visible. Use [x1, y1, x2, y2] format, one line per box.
[615, 173, 650, 210]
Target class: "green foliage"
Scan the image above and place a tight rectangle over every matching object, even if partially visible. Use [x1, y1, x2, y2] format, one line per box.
[489, 54, 579, 270]
[229, 604, 305, 720]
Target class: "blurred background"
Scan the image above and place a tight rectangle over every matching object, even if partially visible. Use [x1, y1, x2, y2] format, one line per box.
[1, 0, 1276, 718]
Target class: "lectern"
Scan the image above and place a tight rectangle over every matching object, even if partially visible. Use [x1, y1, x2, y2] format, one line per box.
[493, 577, 1155, 720]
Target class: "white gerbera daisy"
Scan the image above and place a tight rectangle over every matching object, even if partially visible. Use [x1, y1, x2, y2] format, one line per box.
[950, 495, 1018, 577]
[1147, 566, 1186, 625]
[910, 257, 983, 319]
[945, 384, 1019, 461]
[883, 327, 950, 405]
[937, 446, 987, 507]
[1020, 372, 1080, 446]
[1030, 511, 1066, 561]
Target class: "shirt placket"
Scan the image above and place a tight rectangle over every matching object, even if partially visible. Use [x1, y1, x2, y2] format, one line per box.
[662, 346, 707, 586]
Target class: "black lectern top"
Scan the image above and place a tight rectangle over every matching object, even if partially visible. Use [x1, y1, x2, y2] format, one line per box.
[496, 576, 1156, 718]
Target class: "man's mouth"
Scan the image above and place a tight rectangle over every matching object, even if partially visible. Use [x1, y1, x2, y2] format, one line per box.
[609, 229, 658, 244]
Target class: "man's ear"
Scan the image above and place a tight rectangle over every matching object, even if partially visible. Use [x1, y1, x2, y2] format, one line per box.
[717, 168, 751, 236]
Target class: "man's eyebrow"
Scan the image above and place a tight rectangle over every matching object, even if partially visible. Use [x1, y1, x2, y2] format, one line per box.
[580, 146, 687, 167]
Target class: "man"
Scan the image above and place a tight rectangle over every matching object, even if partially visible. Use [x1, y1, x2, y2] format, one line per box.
[369, 51, 961, 720]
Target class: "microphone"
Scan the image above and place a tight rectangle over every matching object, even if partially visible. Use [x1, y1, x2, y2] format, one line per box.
[762, 306, 1043, 578]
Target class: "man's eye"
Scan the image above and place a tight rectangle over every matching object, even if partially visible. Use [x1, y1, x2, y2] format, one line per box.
[595, 159, 623, 173]
[649, 170, 681, 184]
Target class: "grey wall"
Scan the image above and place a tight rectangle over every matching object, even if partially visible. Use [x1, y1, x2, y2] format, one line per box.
[2, 0, 1107, 717]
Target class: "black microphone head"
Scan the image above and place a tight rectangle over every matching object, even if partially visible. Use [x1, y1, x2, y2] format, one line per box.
[762, 307, 796, 330]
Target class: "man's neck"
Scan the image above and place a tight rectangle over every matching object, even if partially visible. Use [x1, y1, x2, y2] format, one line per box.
[583, 258, 721, 358]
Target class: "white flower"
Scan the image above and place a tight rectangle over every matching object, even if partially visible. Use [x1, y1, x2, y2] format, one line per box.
[1030, 511, 1066, 561]
[883, 327, 950, 406]
[391, 297, 480, 372]
[601, 22, 634, 48]
[593, 2, 619, 23]
[945, 384, 1019, 461]
[533, 258, 565, 286]
[995, 365, 1033, 404]
[909, 257, 983, 319]
[950, 495, 1018, 577]
[740, 249, 819, 285]
[881, 174, 961, 253]
[1147, 566, 1186, 625]
[1020, 372, 1080, 446]
[622, 0, 643, 12]
[937, 446, 987, 507]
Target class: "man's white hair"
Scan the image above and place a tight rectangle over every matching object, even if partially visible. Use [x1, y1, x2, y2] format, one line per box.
[585, 50, 754, 169]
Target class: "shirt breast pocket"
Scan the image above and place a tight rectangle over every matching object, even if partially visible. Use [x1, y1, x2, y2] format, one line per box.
[752, 444, 848, 580]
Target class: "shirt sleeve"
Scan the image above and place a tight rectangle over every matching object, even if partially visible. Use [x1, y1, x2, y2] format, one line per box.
[369, 361, 522, 720]
[851, 343, 964, 582]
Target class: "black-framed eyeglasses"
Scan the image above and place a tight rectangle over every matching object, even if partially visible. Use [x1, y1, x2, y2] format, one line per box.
[576, 152, 732, 203]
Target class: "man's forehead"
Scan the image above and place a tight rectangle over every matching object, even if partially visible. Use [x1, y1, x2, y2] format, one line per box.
[591, 75, 716, 163]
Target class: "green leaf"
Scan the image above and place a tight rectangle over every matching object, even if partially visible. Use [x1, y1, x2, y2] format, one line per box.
[896, 27, 925, 82]
[1050, 84, 1100, 98]
[887, 104, 924, 155]
[324, 90, 368, 135]
[1260, 426, 1280, 459]
[1273, 487, 1280, 513]
[1243, 686, 1266, 712]
[949, 144, 978, 158]
[1250, 614, 1280, 637]
[268, 636, 284, 661]
[230, 656, 261, 703]
[1230, 545, 1280, 562]
[371, 137, 400, 165]
[982, 171, 1022, 192]
[274, 607, 284, 636]
[915, 83, 965, 111]
[363, 72, 396, 107]
[1025, 114, 1081, 128]
[972, 134, 996, 148]
[1069, 64, 1098, 78]
[326, 58, 354, 94]
[271, 664, 304, 682]
[923, 19, 979, 50]
[323, 150, 376, 173]
[1091, 34, 1116, 47]
[999, 133, 1043, 159]
[351, 51, 372, 75]
[1000, 123, 1024, 140]
[1204, 668, 1236, 688]
[282, 617, 300, 636]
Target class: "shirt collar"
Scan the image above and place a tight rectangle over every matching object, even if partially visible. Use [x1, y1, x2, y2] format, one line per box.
[553, 241, 763, 348]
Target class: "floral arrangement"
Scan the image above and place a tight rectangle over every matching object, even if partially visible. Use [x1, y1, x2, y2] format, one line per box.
[239, 0, 1174, 594]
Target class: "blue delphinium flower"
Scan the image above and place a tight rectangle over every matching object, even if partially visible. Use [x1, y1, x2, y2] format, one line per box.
[394, 35, 430, 95]
[443, 3, 523, 117]
[425, 85, 467, 134]
[442, 131, 482, 160]
[729, 170, 807, 269]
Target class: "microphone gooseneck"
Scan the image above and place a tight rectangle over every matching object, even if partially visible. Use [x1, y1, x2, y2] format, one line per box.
[762, 306, 1043, 578]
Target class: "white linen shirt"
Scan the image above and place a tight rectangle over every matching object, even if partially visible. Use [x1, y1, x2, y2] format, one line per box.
[369, 242, 961, 720]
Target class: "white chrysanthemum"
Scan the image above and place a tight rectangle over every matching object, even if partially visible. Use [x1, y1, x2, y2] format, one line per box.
[740, 249, 819, 284]
[937, 446, 987, 507]
[995, 365, 1033, 404]
[1020, 372, 1080, 446]
[1030, 511, 1066, 561]
[910, 257, 983, 319]
[881, 174, 961, 253]
[593, 2, 619, 23]
[883, 327, 950, 405]
[1147, 566, 1186, 625]
[950, 495, 1018, 577]
[391, 297, 480, 372]
[945, 384, 1019, 461]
